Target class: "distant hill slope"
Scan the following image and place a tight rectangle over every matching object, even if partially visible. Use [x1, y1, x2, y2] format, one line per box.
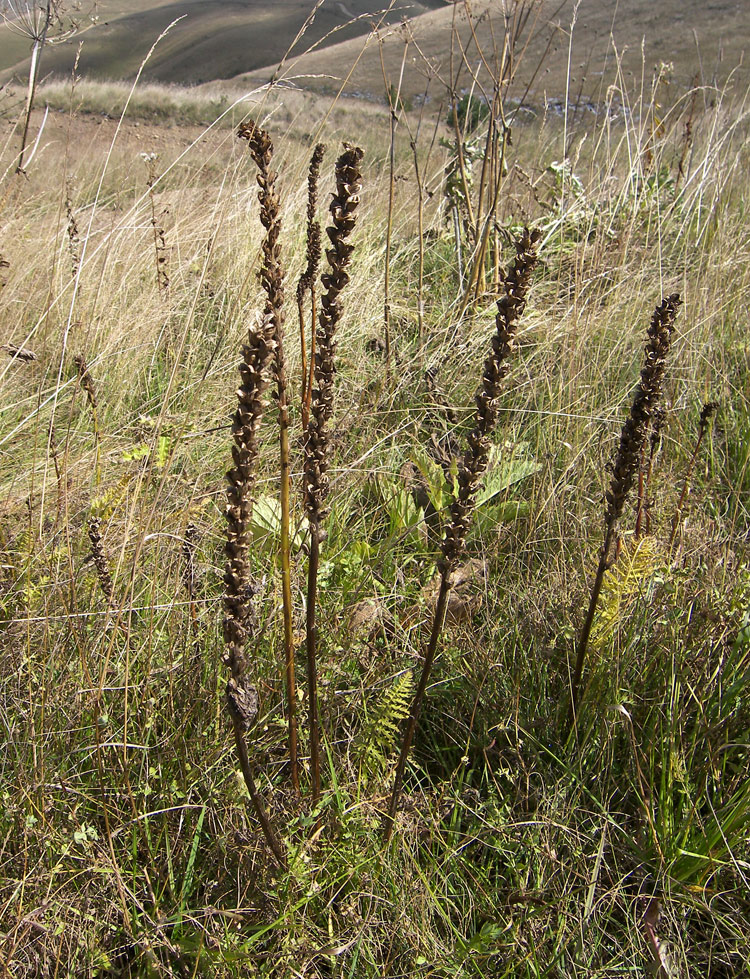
[0, 0, 444, 86]
[0, 0, 746, 102]
[226, 0, 749, 105]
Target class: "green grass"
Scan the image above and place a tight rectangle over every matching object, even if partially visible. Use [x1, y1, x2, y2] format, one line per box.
[0, 48, 749, 979]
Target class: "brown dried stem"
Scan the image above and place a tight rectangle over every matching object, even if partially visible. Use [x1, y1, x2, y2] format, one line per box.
[303, 144, 363, 807]
[384, 227, 541, 841]
[238, 121, 300, 794]
[223, 311, 286, 867]
[569, 294, 682, 729]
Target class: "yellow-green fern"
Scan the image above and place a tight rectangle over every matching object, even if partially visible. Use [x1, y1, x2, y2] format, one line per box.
[591, 536, 664, 649]
[356, 671, 413, 778]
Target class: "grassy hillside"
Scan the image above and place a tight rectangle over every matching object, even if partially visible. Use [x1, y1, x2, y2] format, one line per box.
[1, 5, 749, 978]
[0, 0, 444, 86]
[232, 0, 750, 104]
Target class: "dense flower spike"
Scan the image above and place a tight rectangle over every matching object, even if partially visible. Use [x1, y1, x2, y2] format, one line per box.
[303, 143, 363, 807]
[87, 517, 113, 602]
[570, 293, 681, 722]
[304, 144, 363, 525]
[384, 227, 540, 841]
[222, 316, 276, 702]
[297, 143, 325, 305]
[238, 120, 300, 791]
[442, 227, 542, 571]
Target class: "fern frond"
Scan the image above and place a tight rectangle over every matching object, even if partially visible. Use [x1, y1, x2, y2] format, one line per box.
[591, 535, 664, 649]
[356, 671, 413, 778]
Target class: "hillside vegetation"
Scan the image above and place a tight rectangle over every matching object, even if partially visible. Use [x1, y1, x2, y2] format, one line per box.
[1, 2, 749, 977]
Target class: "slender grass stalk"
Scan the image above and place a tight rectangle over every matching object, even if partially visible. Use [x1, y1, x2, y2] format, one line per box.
[669, 401, 718, 549]
[223, 311, 286, 868]
[303, 144, 363, 807]
[569, 294, 682, 728]
[238, 121, 300, 793]
[297, 143, 325, 431]
[384, 227, 541, 841]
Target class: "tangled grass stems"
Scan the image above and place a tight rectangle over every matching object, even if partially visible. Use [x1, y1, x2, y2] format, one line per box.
[383, 226, 541, 842]
[238, 120, 300, 794]
[569, 294, 682, 729]
[303, 143, 363, 808]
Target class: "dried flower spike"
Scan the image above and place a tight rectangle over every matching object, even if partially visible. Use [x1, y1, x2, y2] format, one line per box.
[384, 227, 541, 841]
[304, 143, 363, 807]
[570, 293, 682, 724]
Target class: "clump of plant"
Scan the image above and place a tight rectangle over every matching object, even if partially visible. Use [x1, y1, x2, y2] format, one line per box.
[384, 226, 541, 840]
[569, 294, 682, 724]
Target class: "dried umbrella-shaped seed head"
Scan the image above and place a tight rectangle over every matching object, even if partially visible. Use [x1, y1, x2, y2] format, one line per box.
[304, 144, 364, 525]
[441, 227, 542, 570]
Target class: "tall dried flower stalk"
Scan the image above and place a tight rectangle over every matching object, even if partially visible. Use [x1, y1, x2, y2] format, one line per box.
[298, 143, 325, 430]
[142, 152, 169, 297]
[182, 522, 200, 653]
[384, 227, 541, 841]
[569, 294, 682, 726]
[87, 517, 113, 602]
[303, 144, 364, 807]
[238, 121, 300, 794]
[223, 312, 286, 867]
[669, 401, 718, 549]
[74, 354, 101, 485]
[635, 405, 666, 537]
[66, 194, 81, 282]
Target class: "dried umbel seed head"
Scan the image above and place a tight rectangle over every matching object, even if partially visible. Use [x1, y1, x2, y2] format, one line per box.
[304, 144, 364, 524]
[441, 227, 541, 570]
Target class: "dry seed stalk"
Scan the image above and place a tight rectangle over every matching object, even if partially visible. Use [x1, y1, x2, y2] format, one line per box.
[223, 311, 286, 867]
[669, 401, 718, 549]
[142, 152, 169, 297]
[87, 517, 113, 602]
[298, 143, 325, 430]
[569, 294, 682, 726]
[74, 354, 101, 485]
[66, 195, 81, 282]
[384, 227, 541, 841]
[635, 404, 667, 537]
[182, 522, 200, 651]
[304, 143, 364, 807]
[238, 120, 300, 794]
